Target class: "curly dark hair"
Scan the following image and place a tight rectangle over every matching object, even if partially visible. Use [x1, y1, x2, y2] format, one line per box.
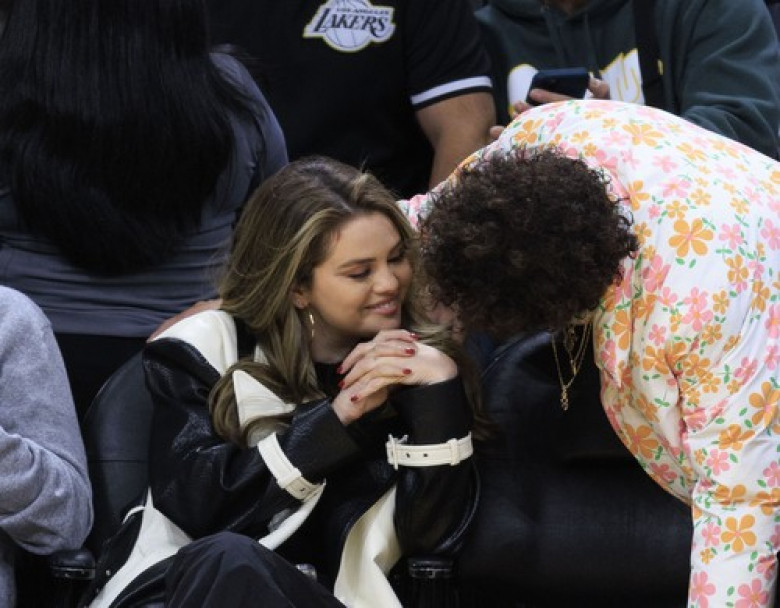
[421, 147, 639, 337]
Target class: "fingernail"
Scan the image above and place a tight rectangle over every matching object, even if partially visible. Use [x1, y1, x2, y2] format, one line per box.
[402, 368, 412, 375]
[336, 366, 343, 374]
[404, 347, 416, 355]
[408, 332, 418, 340]
[350, 394, 359, 403]
[338, 380, 345, 389]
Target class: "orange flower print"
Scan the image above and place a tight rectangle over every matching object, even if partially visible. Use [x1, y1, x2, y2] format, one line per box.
[612, 308, 632, 350]
[717, 424, 754, 451]
[624, 423, 659, 460]
[751, 280, 770, 313]
[749, 488, 780, 517]
[623, 121, 663, 147]
[701, 323, 722, 345]
[689, 188, 712, 207]
[666, 199, 688, 219]
[511, 118, 545, 146]
[681, 353, 711, 383]
[748, 381, 780, 428]
[720, 514, 757, 553]
[677, 142, 708, 163]
[729, 196, 749, 215]
[726, 255, 749, 293]
[628, 181, 650, 210]
[691, 572, 716, 607]
[714, 483, 747, 506]
[668, 218, 713, 258]
[633, 221, 652, 245]
[632, 294, 657, 321]
[712, 290, 729, 314]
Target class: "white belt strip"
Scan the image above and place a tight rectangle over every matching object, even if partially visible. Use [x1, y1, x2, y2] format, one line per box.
[257, 433, 320, 501]
[386, 433, 473, 469]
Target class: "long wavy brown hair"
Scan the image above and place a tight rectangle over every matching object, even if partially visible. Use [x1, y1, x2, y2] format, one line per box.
[210, 156, 483, 446]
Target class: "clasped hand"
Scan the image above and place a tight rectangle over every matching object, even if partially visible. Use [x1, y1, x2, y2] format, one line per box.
[331, 329, 457, 425]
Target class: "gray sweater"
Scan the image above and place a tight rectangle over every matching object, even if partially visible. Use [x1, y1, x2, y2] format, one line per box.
[0, 286, 93, 605]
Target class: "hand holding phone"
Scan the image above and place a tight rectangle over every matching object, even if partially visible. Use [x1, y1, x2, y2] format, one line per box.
[526, 67, 590, 106]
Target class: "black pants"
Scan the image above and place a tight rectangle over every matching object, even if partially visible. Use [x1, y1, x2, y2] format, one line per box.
[165, 532, 344, 608]
[55, 333, 147, 420]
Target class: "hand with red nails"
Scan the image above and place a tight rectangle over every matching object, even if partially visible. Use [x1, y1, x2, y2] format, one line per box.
[332, 329, 457, 425]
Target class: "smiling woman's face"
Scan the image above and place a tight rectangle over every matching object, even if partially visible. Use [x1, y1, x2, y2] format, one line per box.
[293, 211, 413, 362]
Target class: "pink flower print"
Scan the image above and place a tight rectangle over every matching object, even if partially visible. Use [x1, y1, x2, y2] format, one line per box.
[760, 218, 780, 250]
[682, 288, 713, 331]
[684, 287, 708, 312]
[734, 357, 759, 383]
[690, 572, 716, 607]
[662, 177, 691, 199]
[648, 462, 677, 484]
[642, 254, 670, 292]
[648, 323, 667, 346]
[605, 128, 630, 148]
[764, 461, 780, 488]
[619, 146, 639, 170]
[765, 345, 779, 371]
[658, 286, 678, 308]
[735, 578, 768, 608]
[403, 194, 429, 229]
[719, 223, 743, 251]
[600, 338, 617, 371]
[705, 449, 731, 475]
[652, 154, 677, 173]
[771, 525, 780, 548]
[766, 304, 780, 339]
[682, 308, 714, 332]
[648, 204, 661, 219]
[747, 259, 765, 280]
[701, 522, 721, 548]
[756, 553, 776, 580]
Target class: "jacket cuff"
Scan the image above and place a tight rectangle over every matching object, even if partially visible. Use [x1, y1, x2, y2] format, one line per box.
[390, 377, 471, 444]
[276, 399, 363, 482]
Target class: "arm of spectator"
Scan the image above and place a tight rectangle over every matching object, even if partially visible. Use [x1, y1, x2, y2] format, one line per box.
[416, 91, 495, 188]
[672, 0, 780, 158]
[0, 289, 92, 555]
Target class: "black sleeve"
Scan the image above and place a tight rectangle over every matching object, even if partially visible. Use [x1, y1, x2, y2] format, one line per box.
[403, 0, 493, 108]
[143, 337, 363, 540]
[389, 377, 478, 556]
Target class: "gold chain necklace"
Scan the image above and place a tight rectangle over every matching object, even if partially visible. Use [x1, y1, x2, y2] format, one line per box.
[550, 321, 592, 411]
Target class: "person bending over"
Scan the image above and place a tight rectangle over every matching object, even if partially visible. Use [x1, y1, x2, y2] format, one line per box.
[407, 100, 780, 607]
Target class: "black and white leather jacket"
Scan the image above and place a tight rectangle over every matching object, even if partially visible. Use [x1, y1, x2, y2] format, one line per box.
[89, 310, 477, 608]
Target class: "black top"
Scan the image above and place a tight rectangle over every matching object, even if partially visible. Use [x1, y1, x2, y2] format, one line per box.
[207, 0, 492, 197]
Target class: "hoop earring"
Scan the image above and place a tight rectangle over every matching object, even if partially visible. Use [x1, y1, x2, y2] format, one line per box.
[307, 309, 315, 341]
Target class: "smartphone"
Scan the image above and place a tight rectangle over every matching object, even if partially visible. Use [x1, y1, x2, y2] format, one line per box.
[526, 67, 590, 105]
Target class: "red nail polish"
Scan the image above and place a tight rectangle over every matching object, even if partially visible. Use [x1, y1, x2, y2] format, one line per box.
[336, 366, 343, 374]
[350, 394, 359, 403]
[403, 368, 412, 375]
[338, 380, 345, 389]
[404, 347, 415, 354]
[408, 332, 418, 340]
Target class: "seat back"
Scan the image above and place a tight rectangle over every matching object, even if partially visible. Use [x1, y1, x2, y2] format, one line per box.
[81, 352, 154, 555]
[458, 332, 691, 607]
